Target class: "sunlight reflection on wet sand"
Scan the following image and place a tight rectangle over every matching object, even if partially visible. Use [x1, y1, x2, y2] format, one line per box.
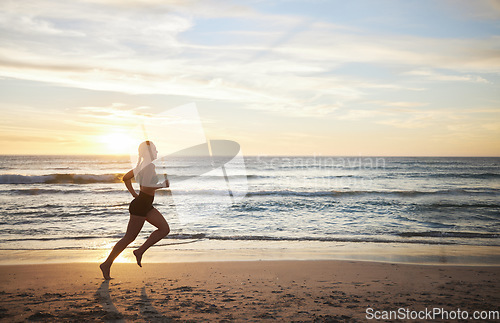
[1, 241, 499, 266]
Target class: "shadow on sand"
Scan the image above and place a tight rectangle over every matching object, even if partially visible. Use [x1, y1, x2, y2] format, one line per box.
[96, 280, 171, 321]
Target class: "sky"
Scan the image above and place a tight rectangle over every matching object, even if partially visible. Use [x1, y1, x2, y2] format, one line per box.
[0, 0, 499, 156]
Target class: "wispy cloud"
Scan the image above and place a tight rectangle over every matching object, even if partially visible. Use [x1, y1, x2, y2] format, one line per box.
[0, 0, 499, 155]
[444, 0, 500, 20]
[1, 0, 498, 121]
[406, 69, 490, 83]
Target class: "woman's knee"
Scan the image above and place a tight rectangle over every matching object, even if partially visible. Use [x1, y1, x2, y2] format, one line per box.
[122, 234, 137, 244]
[159, 224, 170, 237]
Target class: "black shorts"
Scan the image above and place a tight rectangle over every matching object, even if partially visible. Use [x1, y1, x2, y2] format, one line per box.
[129, 191, 155, 217]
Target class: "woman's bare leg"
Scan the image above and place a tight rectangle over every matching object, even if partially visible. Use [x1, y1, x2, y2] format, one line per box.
[133, 208, 170, 267]
[100, 214, 146, 279]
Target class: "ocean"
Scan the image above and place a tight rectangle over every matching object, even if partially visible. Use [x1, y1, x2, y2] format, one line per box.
[0, 155, 499, 264]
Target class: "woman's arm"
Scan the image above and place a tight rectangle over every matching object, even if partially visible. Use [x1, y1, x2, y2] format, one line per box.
[139, 164, 169, 189]
[155, 174, 169, 188]
[146, 176, 169, 190]
[122, 170, 138, 197]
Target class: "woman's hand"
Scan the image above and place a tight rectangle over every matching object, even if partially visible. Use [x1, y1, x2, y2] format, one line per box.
[162, 174, 169, 188]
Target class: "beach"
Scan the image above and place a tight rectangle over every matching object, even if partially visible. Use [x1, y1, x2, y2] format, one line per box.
[2, 0, 500, 320]
[1, 156, 499, 321]
[0, 260, 499, 322]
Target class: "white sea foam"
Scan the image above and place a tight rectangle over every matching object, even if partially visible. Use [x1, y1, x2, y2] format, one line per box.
[0, 155, 498, 259]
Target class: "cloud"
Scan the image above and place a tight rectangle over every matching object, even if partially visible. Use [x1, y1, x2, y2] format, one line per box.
[406, 69, 491, 83]
[368, 101, 429, 108]
[75, 103, 152, 119]
[81, 0, 257, 18]
[482, 121, 500, 132]
[277, 30, 500, 73]
[244, 101, 341, 118]
[0, 103, 87, 144]
[443, 0, 500, 20]
[336, 109, 383, 121]
[0, 0, 498, 122]
[349, 105, 500, 134]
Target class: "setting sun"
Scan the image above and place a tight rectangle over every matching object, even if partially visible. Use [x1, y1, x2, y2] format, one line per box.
[98, 131, 136, 155]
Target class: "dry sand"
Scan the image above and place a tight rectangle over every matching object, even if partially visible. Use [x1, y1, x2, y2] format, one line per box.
[0, 260, 498, 322]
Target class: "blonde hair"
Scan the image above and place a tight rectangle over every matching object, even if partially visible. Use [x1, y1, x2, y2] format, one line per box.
[134, 141, 156, 184]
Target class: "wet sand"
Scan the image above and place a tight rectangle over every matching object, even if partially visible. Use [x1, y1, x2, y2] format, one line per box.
[0, 261, 498, 322]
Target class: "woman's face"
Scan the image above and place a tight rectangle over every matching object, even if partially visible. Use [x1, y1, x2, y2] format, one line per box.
[150, 144, 158, 160]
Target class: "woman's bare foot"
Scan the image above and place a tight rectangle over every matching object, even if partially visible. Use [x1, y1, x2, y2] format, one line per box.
[99, 262, 112, 280]
[133, 249, 143, 267]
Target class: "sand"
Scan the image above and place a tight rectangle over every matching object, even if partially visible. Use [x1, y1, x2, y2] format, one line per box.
[0, 260, 498, 322]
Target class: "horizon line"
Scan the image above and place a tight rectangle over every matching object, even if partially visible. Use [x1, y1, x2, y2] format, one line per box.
[0, 154, 499, 158]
